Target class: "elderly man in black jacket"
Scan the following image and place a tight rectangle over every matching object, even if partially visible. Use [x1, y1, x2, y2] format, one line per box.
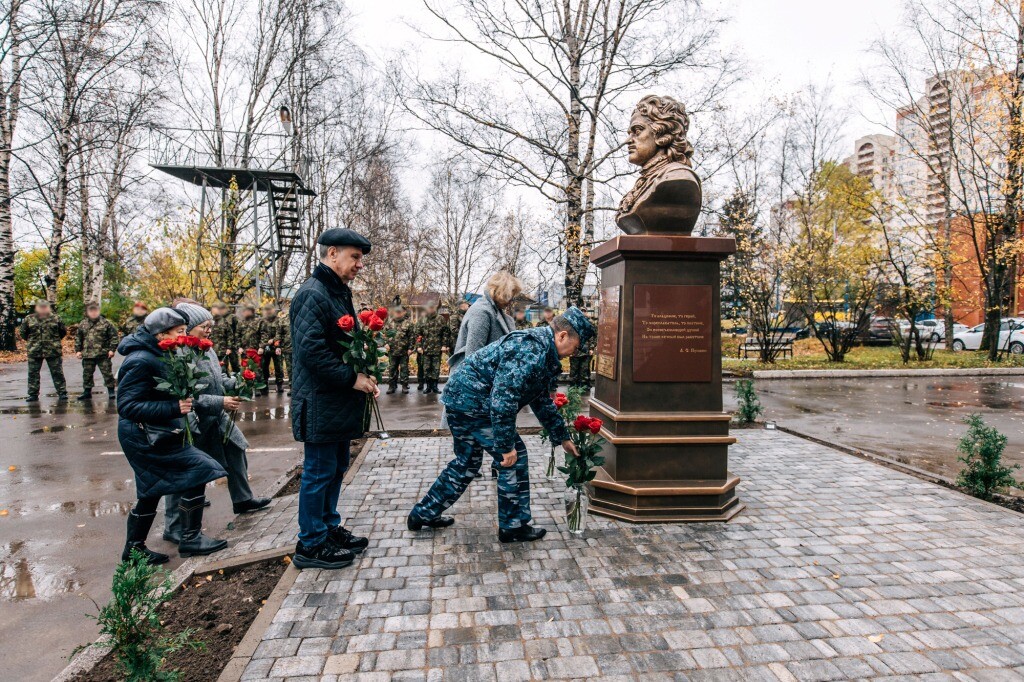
[289, 228, 378, 570]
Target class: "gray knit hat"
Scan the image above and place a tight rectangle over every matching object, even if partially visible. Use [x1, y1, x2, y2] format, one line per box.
[174, 302, 214, 331]
[144, 307, 188, 334]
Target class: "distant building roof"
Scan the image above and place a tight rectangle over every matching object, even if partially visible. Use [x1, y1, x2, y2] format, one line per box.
[407, 291, 442, 307]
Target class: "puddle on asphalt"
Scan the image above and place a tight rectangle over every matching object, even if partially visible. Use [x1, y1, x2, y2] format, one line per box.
[926, 401, 967, 408]
[29, 424, 80, 434]
[0, 542, 82, 601]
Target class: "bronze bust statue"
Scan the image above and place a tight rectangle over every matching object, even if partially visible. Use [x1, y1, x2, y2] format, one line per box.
[616, 94, 702, 235]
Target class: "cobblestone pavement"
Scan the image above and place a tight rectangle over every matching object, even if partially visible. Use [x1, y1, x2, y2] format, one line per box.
[233, 430, 1024, 681]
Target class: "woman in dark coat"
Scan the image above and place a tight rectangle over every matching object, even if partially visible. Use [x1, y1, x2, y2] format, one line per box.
[116, 308, 228, 564]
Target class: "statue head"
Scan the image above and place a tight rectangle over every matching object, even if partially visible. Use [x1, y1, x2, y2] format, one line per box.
[626, 95, 694, 167]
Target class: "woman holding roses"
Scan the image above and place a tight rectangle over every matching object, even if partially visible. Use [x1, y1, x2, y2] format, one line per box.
[115, 308, 228, 564]
[160, 302, 272, 544]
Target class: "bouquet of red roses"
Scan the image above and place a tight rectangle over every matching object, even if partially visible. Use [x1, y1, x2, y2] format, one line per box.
[223, 353, 266, 442]
[155, 335, 214, 445]
[558, 414, 606, 534]
[542, 387, 585, 478]
[337, 307, 388, 434]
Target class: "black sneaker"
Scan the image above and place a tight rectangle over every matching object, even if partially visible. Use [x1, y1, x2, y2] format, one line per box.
[328, 526, 369, 553]
[292, 540, 354, 570]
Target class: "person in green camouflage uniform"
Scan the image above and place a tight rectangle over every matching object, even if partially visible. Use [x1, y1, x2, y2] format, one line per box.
[277, 306, 292, 391]
[450, 300, 469, 342]
[209, 302, 240, 375]
[385, 306, 413, 394]
[120, 302, 149, 339]
[513, 309, 530, 330]
[568, 314, 596, 390]
[259, 303, 285, 394]
[235, 305, 262, 352]
[534, 306, 555, 328]
[416, 304, 451, 394]
[20, 300, 68, 401]
[75, 302, 119, 400]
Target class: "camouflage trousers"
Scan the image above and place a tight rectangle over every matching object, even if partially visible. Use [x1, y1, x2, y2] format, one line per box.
[569, 355, 592, 390]
[261, 352, 284, 388]
[82, 355, 116, 391]
[411, 412, 531, 530]
[415, 352, 424, 387]
[421, 353, 442, 382]
[27, 356, 67, 398]
[282, 353, 291, 381]
[388, 354, 409, 388]
[220, 350, 241, 375]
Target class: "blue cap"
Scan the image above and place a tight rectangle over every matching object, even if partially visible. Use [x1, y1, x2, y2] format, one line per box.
[562, 306, 596, 346]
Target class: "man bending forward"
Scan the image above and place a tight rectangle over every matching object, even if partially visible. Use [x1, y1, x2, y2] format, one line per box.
[408, 307, 595, 543]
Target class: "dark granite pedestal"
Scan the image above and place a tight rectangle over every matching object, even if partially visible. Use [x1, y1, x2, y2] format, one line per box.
[588, 234, 743, 522]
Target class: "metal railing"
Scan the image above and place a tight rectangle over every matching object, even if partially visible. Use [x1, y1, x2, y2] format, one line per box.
[147, 126, 293, 172]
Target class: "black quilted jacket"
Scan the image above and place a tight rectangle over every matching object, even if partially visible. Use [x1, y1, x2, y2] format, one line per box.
[289, 263, 365, 442]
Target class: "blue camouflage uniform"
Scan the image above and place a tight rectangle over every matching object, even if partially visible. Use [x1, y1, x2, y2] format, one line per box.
[411, 326, 570, 530]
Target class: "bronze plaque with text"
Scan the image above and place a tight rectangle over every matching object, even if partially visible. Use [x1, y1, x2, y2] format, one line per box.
[632, 284, 712, 382]
[595, 286, 621, 380]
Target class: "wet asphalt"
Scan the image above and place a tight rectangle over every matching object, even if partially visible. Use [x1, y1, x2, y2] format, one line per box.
[0, 358, 1021, 681]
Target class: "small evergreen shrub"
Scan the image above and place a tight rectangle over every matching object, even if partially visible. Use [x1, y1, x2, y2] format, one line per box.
[735, 379, 763, 424]
[956, 414, 1020, 501]
[92, 548, 203, 681]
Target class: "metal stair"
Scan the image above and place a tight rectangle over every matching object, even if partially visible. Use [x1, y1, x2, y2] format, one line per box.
[269, 180, 304, 253]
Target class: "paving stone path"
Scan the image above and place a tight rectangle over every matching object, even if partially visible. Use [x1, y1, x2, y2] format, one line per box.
[232, 431, 1024, 681]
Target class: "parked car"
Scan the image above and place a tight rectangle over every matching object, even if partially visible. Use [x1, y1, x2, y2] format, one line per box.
[859, 316, 895, 346]
[951, 318, 1024, 351]
[1006, 325, 1024, 354]
[896, 319, 945, 342]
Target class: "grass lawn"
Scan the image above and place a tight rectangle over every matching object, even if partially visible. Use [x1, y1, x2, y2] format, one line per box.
[722, 336, 1024, 373]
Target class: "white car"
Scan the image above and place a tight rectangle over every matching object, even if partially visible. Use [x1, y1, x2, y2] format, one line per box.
[952, 318, 1024, 351]
[1007, 326, 1024, 354]
[897, 319, 964, 342]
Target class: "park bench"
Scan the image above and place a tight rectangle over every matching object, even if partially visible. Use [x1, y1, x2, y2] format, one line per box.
[739, 334, 795, 360]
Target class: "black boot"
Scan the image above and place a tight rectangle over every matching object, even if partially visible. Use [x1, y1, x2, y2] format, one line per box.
[177, 495, 227, 557]
[107, 389, 116, 400]
[407, 514, 455, 531]
[25, 395, 38, 403]
[386, 383, 397, 395]
[430, 382, 442, 394]
[498, 525, 547, 544]
[122, 510, 170, 565]
[401, 385, 409, 394]
[276, 383, 284, 394]
[76, 391, 92, 401]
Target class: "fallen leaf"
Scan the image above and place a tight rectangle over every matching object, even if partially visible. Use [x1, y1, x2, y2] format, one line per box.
[868, 634, 884, 643]
[282, 555, 291, 565]
[0, 510, 8, 516]
[218, 569, 224, 575]
[77, 524, 86, 528]
[8, 466, 16, 472]
[831, 574, 840, 579]
[206, 575, 213, 581]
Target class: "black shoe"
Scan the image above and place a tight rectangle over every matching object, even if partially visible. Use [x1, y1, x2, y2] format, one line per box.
[76, 391, 92, 401]
[292, 540, 354, 570]
[498, 525, 547, 544]
[418, 384, 425, 392]
[57, 393, 68, 402]
[490, 467, 498, 479]
[25, 396, 38, 403]
[276, 384, 284, 394]
[107, 390, 116, 400]
[402, 385, 409, 394]
[327, 526, 369, 553]
[123, 510, 170, 564]
[407, 514, 455, 531]
[233, 497, 271, 514]
[386, 385, 397, 395]
[177, 496, 227, 557]
[430, 382, 442, 394]
[203, 499, 211, 508]
[162, 531, 180, 545]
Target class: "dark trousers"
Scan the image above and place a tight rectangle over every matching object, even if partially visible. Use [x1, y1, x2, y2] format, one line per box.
[27, 355, 67, 398]
[568, 355, 592, 390]
[137, 484, 204, 516]
[422, 353, 442, 382]
[388, 354, 409, 388]
[297, 441, 351, 547]
[164, 434, 255, 538]
[220, 350, 241, 375]
[415, 352, 424, 387]
[82, 355, 116, 391]
[261, 352, 284, 388]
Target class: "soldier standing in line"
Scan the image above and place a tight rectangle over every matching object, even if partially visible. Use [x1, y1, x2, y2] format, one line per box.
[534, 306, 556, 327]
[20, 300, 68, 402]
[385, 305, 413, 394]
[75, 302, 119, 401]
[235, 305, 262, 352]
[514, 309, 530, 330]
[259, 303, 285, 394]
[210, 301, 239, 375]
[450, 299, 470, 342]
[412, 315, 425, 392]
[120, 301, 149, 339]
[277, 304, 292, 393]
[416, 303, 451, 395]
[568, 314, 596, 391]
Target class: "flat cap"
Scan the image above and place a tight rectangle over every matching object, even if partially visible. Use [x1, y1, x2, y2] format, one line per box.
[561, 306, 596, 347]
[317, 228, 371, 254]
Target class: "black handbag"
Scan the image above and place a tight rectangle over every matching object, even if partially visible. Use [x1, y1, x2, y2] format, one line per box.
[140, 413, 200, 449]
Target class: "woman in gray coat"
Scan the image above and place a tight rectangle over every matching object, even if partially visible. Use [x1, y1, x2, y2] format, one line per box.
[444, 272, 523, 478]
[162, 302, 271, 545]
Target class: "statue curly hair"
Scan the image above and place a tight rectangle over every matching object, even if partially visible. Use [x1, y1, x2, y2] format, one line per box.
[633, 95, 694, 166]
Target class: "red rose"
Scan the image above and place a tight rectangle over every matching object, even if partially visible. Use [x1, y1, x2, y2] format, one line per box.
[245, 349, 260, 360]
[181, 335, 200, 348]
[175, 335, 190, 347]
[553, 393, 568, 408]
[158, 338, 178, 351]
[357, 310, 374, 325]
[573, 415, 592, 432]
[199, 339, 214, 351]
[588, 418, 603, 434]
[368, 315, 385, 332]
[337, 315, 355, 332]
[242, 369, 256, 380]
[375, 306, 388, 321]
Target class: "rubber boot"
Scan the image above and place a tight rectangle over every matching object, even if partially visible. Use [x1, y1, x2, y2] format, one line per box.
[177, 494, 227, 557]
[122, 510, 169, 565]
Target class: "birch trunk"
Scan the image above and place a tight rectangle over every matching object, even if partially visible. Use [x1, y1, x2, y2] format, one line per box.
[0, 0, 24, 351]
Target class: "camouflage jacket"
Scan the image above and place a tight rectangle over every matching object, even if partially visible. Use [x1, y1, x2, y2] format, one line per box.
[416, 313, 451, 355]
[449, 311, 465, 342]
[75, 316, 118, 357]
[572, 332, 596, 358]
[385, 317, 414, 355]
[277, 316, 292, 353]
[258, 315, 282, 350]
[235, 317, 263, 350]
[120, 314, 146, 338]
[514, 318, 531, 330]
[19, 313, 68, 358]
[209, 314, 237, 354]
[441, 326, 569, 453]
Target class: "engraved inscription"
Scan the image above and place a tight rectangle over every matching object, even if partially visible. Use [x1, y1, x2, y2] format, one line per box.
[632, 284, 712, 382]
[596, 286, 621, 380]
